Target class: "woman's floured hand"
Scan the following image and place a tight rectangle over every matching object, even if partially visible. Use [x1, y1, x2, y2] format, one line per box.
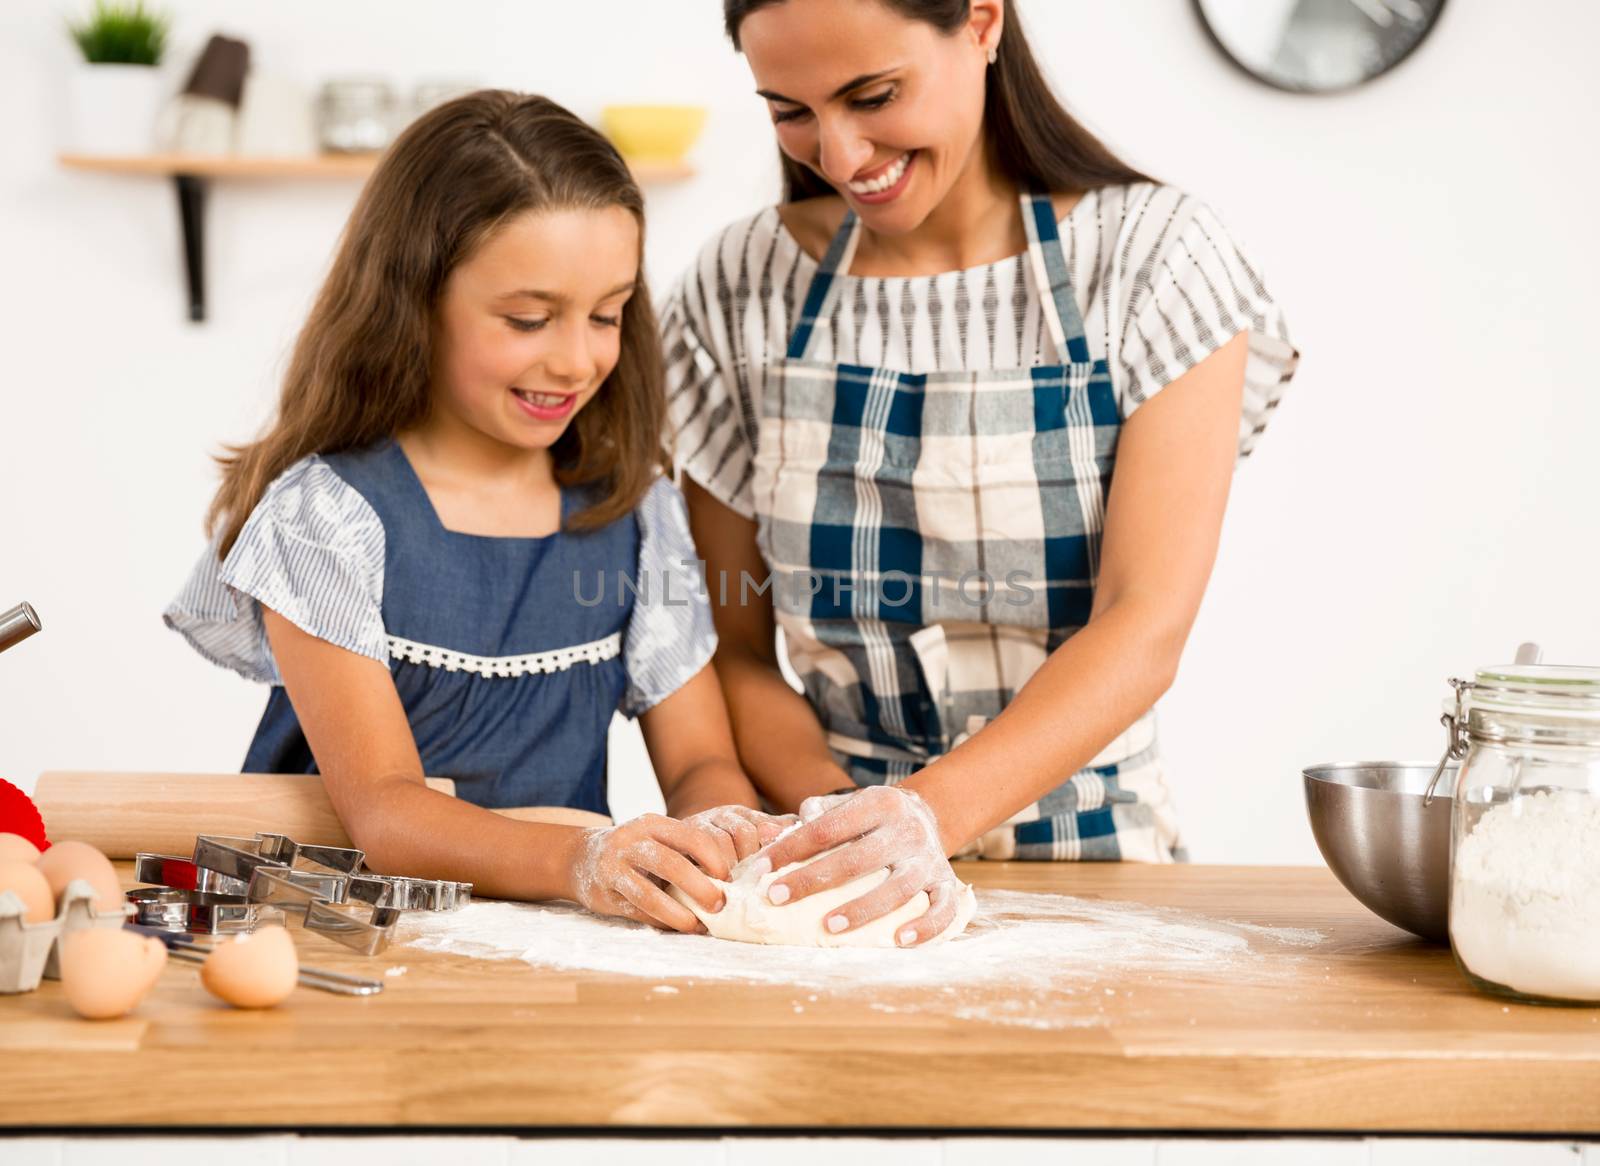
[681, 804, 797, 868]
[571, 814, 733, 933]
[748, 785, 964, 947]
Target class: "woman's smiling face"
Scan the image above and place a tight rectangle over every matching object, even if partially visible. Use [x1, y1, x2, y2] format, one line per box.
[739, 0, 1000, 234]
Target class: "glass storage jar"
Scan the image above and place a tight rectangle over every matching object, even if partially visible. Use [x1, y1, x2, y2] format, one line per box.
[316, 79, 396, 153]
[1437, 665, 1600, 1004]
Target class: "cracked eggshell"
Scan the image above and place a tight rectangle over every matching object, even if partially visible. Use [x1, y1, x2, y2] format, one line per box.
[59, 928, 168, 1019]
[200, 925, 298, 1009]
[0, 834, 41, 864]
[0, 861, 54, 923]
[34, 840, 122, 913]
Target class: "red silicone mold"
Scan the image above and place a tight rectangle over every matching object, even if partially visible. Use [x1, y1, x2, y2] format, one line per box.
[0, 777, 48, 851]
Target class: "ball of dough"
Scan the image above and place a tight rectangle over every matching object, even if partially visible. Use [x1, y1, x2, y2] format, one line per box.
[671, 844, 976, 948]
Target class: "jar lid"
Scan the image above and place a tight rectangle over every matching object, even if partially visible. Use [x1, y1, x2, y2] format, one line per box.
[1468, 664, 1600, 722]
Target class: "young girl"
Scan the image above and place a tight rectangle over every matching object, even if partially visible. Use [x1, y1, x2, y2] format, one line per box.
[166, 90, 783, 932]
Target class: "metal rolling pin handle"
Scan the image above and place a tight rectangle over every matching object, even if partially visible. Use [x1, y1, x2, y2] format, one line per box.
[0, 603, 41, 655]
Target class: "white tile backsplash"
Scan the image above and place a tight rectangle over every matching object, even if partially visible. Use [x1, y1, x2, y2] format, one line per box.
[0, 1139, 64, 1166]
[292, 1136, 512, 1166]
[1370, 1140, 1584, 1166]
[512, 1137, 726, 1166]
[60, 1136, 292, 1166]
[945, 1136, 1157, 1164]
[1156, 1138, 1367, 1166]
[725, 1136, 942, 1166]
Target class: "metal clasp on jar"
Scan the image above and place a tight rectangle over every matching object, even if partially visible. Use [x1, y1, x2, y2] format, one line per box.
[1423, 642, 1544, 806]
[1424, 677, 1474, 807]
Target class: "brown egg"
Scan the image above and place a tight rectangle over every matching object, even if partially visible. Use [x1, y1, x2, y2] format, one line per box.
[0, 833, 41, 863]
[200, 925, 298, 1009]
[34, 840, 122, 914]
[0, 860, 54, 923]
[59, 928, 168, 1019]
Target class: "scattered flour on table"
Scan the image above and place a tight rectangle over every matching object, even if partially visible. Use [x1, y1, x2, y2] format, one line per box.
[1450, 789, 1600, 1001]
[399, 889, 1323, 1027]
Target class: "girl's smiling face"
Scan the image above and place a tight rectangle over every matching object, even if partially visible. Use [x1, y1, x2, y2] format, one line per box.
[738, 0, 999, 235]
[430, 205, 639, 451]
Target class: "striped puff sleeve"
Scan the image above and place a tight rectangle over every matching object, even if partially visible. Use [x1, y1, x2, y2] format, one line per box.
[163, 456, 387, 684]
[619, 476, 717, 717]
[662, 235, 760, 520]
[1113, 187, 1299, 459]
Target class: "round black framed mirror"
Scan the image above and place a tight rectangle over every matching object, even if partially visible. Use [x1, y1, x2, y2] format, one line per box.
[1195, 0, 1447, 94]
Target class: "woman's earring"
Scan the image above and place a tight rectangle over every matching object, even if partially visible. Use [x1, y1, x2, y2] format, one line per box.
[986, 45, 998, 65]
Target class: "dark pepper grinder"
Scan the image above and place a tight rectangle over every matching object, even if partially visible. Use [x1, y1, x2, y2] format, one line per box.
[0, 603, 40, 655]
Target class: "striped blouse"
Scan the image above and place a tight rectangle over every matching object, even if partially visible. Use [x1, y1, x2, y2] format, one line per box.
[664, 182, 1298, 518]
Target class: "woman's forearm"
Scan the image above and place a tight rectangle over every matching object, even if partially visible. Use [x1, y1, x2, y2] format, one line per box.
[714, 648, 853, 812]
[904, 597, 1184, 853]
[341, 776, 588, 902]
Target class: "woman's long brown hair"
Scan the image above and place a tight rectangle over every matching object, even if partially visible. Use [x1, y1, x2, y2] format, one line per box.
[723, 0, 1152, 201]
[208, 90, 667, 557]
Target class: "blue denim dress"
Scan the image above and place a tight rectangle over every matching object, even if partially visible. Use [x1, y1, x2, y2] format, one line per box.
[166, 439, 715, 814]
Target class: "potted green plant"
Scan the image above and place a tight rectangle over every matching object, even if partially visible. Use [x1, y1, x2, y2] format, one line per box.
[64, 1, 171, 155]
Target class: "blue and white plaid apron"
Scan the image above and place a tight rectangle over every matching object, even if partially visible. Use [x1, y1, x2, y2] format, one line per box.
[749, 192, 1181, 862]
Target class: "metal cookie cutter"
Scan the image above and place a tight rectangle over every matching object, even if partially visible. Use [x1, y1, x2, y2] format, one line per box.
[191, 833, 364, 884]
[133, 831, 473, 956]
[126, 887, 285, 935]
[245, 866, 403, 955]
[216, 835, 466, 955]
[346, 872, 472, 912]
[133, 853, 248, 896]
[305, 900, 404, 957]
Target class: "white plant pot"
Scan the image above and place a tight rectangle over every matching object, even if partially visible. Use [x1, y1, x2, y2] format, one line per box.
[64, 62, 165, 155]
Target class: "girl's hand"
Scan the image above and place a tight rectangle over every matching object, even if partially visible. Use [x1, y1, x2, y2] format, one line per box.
[571, 814, 732, 933]
[749, 785, 963, 947]
[681, 805, 797, 868]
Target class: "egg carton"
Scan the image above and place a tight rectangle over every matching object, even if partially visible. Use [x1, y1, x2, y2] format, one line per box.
[42, 881, 136, 980]
[0, 879, 134, 994]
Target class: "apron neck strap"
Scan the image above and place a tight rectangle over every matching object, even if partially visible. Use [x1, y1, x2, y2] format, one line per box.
[785, 209, 862, 361]
[784, 191, 1090, 364]
[1021, 191, 1091, 364]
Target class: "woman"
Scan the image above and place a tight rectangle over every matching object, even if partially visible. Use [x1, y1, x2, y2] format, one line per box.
[664, 0, 1297, 944]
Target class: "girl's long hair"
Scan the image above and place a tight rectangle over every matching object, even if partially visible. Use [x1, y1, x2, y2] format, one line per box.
[723, 0, 1151, 202]
[208, 89, 667, 557]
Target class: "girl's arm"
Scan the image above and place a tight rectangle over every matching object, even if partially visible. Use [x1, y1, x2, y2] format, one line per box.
[756, 331, 1251, 942]
[683, 479, 855, 810]
[639, 662, 796, 862]
[262, 608, 729, 929]
[639, 662, 762, 819]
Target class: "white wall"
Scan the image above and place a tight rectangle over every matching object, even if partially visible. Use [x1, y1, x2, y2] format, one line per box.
[2, 1, 1596, 864]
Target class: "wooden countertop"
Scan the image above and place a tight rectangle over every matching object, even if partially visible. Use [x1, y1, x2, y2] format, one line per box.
[2, 863, 1598, 1134]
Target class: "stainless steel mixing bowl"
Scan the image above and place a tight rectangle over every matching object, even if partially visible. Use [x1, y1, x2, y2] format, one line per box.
[1302, 761, 1455, 942]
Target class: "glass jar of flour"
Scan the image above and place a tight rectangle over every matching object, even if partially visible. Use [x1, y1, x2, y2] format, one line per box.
[1435, 665, 1600, 1003]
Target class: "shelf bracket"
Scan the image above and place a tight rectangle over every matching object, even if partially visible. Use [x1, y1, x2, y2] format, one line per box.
[173, 173, 208, 322]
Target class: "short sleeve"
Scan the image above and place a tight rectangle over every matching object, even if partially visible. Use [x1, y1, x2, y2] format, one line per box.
[663, 255, 758, 519]
[1114, 190, 1300, 460]
[619, 476, 717, 717]
[163, 456, 387, 684]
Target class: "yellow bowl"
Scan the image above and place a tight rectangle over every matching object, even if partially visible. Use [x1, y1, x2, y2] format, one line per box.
[601, 105, 707, 163]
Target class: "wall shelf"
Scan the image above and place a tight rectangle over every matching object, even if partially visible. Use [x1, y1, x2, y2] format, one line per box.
[58, 152, 695, 321]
